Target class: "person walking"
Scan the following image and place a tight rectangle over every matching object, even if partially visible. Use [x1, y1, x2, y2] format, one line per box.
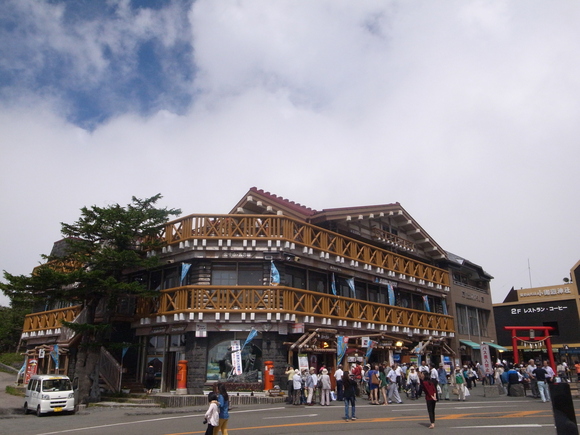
[305, 367, 316, 405]
[214, 383, 229, 435]
[342, 371, 357, 421]
[334, 364, 344, 401]
[387, 363, 403, 404]
[204, 392, 220, 435]
[320, 368, 332, 406]
[419, 372, 438, 429]
[379, 363, 389, 405]
[437, 363, 449, 400]
[292, 369, 302, 405]
[407, 367, 420, 400]
[368, 364, 380, 404]
[144, 363, 155, 394]
[453, 367, 466, 401]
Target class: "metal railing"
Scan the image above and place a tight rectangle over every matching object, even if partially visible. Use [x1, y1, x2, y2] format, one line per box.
[159, 214, 449, 287]
[137, 285, 454, 333]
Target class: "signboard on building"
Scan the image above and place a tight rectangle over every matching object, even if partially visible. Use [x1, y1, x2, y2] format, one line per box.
[361, 337, 371, 347]
[231, 340, 241, 352]
[480, 343, 494, 375]
[290, 323, 304, 334]
[196, 323, 207, 337]
[298, 354, 309, 372]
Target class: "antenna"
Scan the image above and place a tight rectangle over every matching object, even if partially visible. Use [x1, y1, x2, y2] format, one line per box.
[528, 258, 533, 288]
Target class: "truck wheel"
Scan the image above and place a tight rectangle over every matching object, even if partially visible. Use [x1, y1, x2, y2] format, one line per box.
[23, 402, 29, 415]
[36, 405, 43, 417]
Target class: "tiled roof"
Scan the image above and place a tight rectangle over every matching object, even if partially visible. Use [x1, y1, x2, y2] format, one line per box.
[249, 187, 317, 216]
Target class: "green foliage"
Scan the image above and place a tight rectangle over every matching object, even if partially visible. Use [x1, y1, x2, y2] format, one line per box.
[0, 194, 180, 314]
[0, 352, 25, 367]
[5, 385, 25, 397]
[0, 306, 30, 353]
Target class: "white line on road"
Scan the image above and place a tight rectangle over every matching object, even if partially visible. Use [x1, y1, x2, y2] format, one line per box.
[452, 424, 547, 428]
[35, 407, 286, 435]
[264, 414, 318, 419]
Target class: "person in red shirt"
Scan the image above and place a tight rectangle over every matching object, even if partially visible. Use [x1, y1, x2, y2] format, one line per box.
[419, 372, 438, 429]
[574, 361, 580, 382]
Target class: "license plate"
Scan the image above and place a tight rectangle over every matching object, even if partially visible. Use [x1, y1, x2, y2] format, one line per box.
[54, 407, 63, 412]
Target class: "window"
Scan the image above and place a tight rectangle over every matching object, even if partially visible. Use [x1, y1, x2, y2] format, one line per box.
[308, 271, 327, 293]
[212, 264, 237, 286]
[211, 263, 264, 286]
[286, 266, 306, 289]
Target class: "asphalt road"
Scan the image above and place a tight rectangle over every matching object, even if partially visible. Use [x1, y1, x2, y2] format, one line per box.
[1, 372, 578, 435]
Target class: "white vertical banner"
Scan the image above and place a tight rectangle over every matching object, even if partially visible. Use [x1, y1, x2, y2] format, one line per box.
[480, 343, 494, 375]
[231, 340, 241, 352]
[232, 351, 243, 376]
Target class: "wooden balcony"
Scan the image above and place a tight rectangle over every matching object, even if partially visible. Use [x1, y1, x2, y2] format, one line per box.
[22, 305, 82, 334]
[160, 214, 449, 288]
[137, 286, 454, 333]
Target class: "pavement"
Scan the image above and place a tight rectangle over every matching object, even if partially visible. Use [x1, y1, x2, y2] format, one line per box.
[2, 372, 578, 418]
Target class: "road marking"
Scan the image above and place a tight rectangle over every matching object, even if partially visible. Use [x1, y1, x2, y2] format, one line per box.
[34, 407, 285, 435]
[452, 424, 548, 428]
[264, 413, 318, 419]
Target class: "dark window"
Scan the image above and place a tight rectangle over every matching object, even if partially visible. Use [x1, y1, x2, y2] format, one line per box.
[238, 264, 263, 286]
[211, 264, 237, 286]
[286, 266, 306, 289]
[308, 271, 327, 293]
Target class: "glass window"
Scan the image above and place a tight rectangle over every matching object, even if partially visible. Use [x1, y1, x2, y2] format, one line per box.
[238, 264, 264, 286]
[368, 285, 379, 303]
[308, 271, 327, 293]
[212, 264, 237, 286]
[286, 266, 306, 289]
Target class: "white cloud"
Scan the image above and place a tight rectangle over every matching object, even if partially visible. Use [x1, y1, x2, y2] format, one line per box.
[1, 0, 580, 307]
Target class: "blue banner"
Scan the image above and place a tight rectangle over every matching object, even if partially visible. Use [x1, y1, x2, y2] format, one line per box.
[242, 328, 258, 350]
[337, 336, 348, 365]
[270, 261, 280, 285]
[346, 277, 356, 298]
[387, 284, 395, 306]
[365, 340, 375, 360]
[331, 273, 337, 296]
[181, 263, 191, 285]
[50, 344, 59, 370]
[423, 295, 431, 312]
[442, 299, 448, 315]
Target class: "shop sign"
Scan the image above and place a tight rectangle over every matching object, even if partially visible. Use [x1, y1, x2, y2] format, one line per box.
[38, 349, 45, 359]
[196, 323, 207, 337]
[298, 354, 309, 372]
[291, 323, 304, 334]
[361, 337, 371, 347]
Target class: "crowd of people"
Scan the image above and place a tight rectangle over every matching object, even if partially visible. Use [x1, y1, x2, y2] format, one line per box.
[202, 357, 578, 430]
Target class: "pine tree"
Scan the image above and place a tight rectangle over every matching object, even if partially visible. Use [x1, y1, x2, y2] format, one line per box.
[1, 194, 180, 403]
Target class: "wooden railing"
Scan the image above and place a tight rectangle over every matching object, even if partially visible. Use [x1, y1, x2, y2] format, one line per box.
[99, 346, 122, 393]
[137, 286, 454, 333]
[22, 306, 83, 333]
[160, 215, 449, 287]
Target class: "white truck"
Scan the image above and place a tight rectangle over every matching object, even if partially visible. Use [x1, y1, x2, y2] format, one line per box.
[23, 374, 76, 416]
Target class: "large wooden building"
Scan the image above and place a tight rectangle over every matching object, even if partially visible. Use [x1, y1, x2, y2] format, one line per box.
[19, 188, 499, 393]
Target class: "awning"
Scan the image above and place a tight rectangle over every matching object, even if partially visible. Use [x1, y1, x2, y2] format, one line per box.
[483, 342, 508, 352]
[459, 339, 480, 350]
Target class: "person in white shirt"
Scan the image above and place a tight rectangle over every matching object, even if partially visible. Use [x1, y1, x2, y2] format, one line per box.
[387, 363, 403, 404]
[334, 364, 344, 401]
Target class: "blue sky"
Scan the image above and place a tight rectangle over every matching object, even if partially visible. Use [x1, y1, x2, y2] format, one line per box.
[1, 0, 580, 306]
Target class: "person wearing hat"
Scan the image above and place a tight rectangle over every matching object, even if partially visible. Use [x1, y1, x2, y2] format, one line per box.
[292, 369, 302, 405]
[320, 368, 332, 406]
[305, 367, 316, 405]
[452, 367, 466, 401]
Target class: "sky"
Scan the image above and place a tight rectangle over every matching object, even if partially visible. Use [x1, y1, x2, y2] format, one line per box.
[1, 0, 579, 307]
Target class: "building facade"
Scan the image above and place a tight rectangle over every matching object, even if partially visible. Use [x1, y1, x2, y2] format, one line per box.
[19, 188, 498, 393]
[493, 260, 580, 365]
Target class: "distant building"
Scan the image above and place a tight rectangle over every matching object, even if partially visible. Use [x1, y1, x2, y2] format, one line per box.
[493, 260, 580, 364]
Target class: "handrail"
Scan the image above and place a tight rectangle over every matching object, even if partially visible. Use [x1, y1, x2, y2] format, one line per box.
[22, 306, 83, 333]
[99, 346, 122, 393]
[137, 286, 454, 333]
[159, 214, 449, 287]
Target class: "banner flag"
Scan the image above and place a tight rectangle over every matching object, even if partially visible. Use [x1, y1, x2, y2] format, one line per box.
[331, 273, 337, 296]
[242, 328, 258, 351]
[232, 351, 243, 376]
[337, 336, 349, 365]
[365, 340, 375, 360]
[387, 284, 395, 306]
[180, 263, 191, 285]
[423, 295, 431, 312]
[50, 344, 59, 370]
[442, 299, 448, 315]
[346, 277, 356, 298]
[270, 261, 280, 285]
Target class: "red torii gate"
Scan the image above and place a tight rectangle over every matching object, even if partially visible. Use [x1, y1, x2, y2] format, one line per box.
[504, 326, 556, 370]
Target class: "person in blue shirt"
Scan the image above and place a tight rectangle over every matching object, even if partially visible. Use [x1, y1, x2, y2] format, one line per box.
[215, 383, 229, 435]
[437, 363, 449, 400]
